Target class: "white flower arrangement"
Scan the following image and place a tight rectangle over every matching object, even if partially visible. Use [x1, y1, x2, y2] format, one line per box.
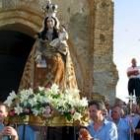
[45, 84, 88, 121]
[4, 88, 50, 117]
[4, 84, 88, 122]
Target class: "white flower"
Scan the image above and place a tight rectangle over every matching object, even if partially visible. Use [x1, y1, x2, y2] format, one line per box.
[4, 91, 17, 107]
[19, 89, 34, 103]
[49, 83, 60, 94]
[80, 97, 88, 107]
[38, 86, 45, 91]
[73, 112, 82, 121]
[9, 91, 17, 99]
[74, 97, 88, 107]
[14, 104, 23, 115]
[20, 88, 33, 96]
[36, 94, 49, 104]
[28, 96, 37, 107]
[32, 108, 40, 116]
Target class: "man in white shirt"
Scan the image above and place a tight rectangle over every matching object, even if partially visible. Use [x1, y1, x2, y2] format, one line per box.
[127, 58, 140, 104]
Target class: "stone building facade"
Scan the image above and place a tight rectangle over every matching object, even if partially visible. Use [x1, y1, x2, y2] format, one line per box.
[0, 0, 118, 104]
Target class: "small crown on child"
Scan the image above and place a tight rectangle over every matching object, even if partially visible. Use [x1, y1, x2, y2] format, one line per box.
[44, 0, 58, 17]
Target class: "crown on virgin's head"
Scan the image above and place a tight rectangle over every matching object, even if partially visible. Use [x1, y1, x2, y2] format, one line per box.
[45, 0, 58, 17]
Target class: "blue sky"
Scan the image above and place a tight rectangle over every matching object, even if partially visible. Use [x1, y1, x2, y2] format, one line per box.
[114, 0, 140, 102]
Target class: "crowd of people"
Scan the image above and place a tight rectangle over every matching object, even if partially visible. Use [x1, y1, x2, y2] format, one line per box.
[79, 99, 140, 140]
[78, 58, 140, 140]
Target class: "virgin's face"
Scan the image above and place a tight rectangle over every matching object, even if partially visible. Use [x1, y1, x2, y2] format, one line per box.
[46, 18, 55, 29]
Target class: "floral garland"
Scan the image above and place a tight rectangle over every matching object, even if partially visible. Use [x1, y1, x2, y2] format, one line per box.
[4, 84, 88, 123]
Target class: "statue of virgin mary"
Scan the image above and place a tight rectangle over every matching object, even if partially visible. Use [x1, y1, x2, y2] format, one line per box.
[19, 0, 78, 92]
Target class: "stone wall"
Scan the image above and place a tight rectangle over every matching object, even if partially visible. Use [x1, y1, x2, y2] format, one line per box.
[0, 0, 118, 104]
[91, 0, 118, 104]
